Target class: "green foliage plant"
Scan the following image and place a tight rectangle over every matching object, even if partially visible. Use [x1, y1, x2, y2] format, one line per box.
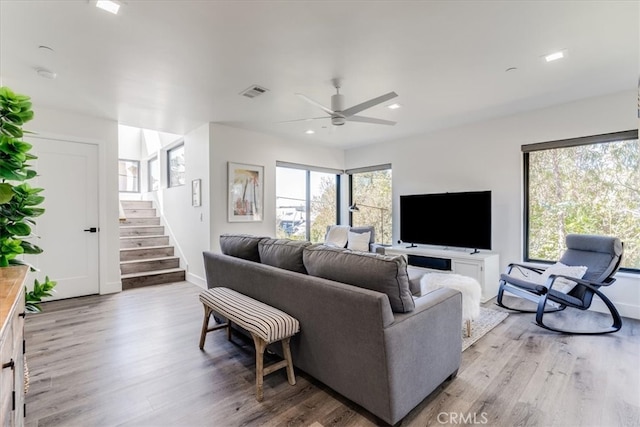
[0, 86, 55, 311]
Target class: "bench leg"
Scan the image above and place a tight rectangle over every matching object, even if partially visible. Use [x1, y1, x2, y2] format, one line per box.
[466, 319, 472, 338]
[251, 333, 267, 402]
[199, 305, 213, 349]
[281, 337, 296, 386]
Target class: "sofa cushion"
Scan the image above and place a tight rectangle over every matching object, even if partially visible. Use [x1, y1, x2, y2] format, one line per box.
[303, 244, 415, 313]
[219, 234, 266, 262]
[258, 238, 311, 274]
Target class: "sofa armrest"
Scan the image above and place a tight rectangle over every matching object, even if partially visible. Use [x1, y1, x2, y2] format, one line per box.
[382, 288, 462, 424]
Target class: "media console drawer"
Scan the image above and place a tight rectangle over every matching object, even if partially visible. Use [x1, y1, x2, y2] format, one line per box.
[386, 246, 499, 303]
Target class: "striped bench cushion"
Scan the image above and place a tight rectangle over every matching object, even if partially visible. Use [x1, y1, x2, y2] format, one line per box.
[199, 287, 299, 344]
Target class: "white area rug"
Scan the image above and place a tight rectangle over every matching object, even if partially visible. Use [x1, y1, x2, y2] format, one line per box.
[462, 307, 508, 352]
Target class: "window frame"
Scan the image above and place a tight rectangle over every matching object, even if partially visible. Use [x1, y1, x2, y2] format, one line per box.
[147, 155, 159, 192]
[275, 161, 341, 242]
[522, 129, 639, 273]
[118, 158, 140, 193]
[167, 143, 185, 188]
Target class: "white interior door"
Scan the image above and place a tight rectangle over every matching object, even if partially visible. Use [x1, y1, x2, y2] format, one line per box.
[25, 138, 100, 299]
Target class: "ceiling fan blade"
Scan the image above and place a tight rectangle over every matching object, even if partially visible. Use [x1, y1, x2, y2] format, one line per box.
[295, 93, 334, 115]
[277, 116, 328, 124]
[346, 115, 397, 126]
[341, 91, 398, 117]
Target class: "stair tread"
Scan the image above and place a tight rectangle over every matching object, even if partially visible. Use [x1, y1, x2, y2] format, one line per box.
[121, 268, 185, 279]
[120, 256, 179, 265]
[120, 245, 173, 252]
[119, 225, 163, 229]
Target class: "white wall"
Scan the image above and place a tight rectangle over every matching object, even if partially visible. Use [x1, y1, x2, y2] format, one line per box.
[345, 90, 639, 319]
[29, 107, 122, 295]
[152, 124, 210, 287]
[208, 124, 345, 254]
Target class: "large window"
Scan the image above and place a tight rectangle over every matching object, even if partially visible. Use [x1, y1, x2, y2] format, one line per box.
[348, 165, 392, 245]
[276, 162, 340, 242]
[524, 130, 639, 272]
[118, 159, 139, 192]
[167, 144, 185, 187]
[148, 156, 159, 191]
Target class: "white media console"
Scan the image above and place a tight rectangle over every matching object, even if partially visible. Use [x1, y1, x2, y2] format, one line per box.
[384, 246, 500, 303]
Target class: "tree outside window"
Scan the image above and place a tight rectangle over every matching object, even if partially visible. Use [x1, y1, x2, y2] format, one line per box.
[526, 132, 639, 271]
[350, 168, 392, 245]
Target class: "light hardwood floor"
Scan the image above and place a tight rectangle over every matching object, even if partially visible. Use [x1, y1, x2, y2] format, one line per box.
[24, 281, 640, 427]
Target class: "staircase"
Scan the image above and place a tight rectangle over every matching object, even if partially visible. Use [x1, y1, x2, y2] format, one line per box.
[119, 200, 186, 289]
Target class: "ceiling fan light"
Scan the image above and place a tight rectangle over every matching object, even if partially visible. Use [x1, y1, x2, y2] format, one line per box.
[305, 129, 315, 134]
[96, 0, 120, 15]
[387, 103, 401, 110]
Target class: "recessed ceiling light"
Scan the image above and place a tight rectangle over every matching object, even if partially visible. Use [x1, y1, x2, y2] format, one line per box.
[305, 129, 315, 135]
[36, 67, 57, 80]
[96, 0, 120, 15]
[387, 103, 401, 110]
[545, 51, 565, 62]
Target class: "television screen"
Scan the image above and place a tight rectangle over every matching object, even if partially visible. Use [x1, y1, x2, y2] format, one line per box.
[400, 191, 492, 250]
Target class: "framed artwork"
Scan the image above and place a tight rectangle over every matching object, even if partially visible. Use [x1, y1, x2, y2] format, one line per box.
[192, 179, 201, 207]
[228, 162, 264, 222]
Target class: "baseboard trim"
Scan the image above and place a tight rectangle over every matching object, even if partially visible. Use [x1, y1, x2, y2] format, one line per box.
[187, 273, 206, 289]
[590, 299, 640, 320]
[101, 280, 122, 295]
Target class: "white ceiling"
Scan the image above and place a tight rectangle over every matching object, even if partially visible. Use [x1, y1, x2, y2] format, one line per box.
[1, 1, 638, 148]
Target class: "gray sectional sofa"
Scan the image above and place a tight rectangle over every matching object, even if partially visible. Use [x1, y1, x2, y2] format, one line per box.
[202, 234, 462, 425]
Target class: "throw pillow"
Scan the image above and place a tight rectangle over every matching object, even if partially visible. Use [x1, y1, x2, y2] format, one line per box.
[347, 231, 371, 252]
[303, 244, 415, 313]
[325, 225, 350, 248]
[258, 238, 311, 274]
[533, 262, 588, 293]
[219, 234, 266, 262]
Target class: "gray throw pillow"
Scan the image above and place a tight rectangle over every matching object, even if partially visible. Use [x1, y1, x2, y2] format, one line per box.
[219, 234, 266, 262]
[303, 244, 415, 313]
[258, 239, 311, 274]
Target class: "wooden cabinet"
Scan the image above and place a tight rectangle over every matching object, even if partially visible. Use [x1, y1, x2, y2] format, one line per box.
[385, 246, 500, 302]
[0, 266, 28, 427]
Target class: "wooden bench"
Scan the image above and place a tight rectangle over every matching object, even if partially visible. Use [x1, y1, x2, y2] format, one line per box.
[198, 287, 300, 401]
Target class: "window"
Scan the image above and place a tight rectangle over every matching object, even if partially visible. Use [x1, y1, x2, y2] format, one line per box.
[524, 130, 639, 272]
[275, 162, 340, 242]
[167, 144, 185, 187]
[348, 165, 392, 245]
[118, 159, 139, 192]
[148, 156, 159, 191]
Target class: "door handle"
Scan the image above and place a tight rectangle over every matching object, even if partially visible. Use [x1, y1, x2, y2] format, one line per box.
[83, 227, 98, 233]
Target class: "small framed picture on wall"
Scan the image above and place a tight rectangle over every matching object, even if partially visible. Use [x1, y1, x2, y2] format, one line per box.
[192, 179, 201, 207]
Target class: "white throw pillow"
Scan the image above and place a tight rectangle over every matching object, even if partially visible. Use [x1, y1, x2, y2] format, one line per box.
[533, 262, 588, 293]
[347, 231, 371, 252]
[325, 225, 350, 248]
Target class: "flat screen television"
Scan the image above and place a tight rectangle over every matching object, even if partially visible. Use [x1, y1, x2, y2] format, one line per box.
[400, 191, 492, 252]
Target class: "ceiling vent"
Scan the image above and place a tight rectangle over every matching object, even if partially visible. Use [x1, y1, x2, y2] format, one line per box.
[240, 85, 269, 99]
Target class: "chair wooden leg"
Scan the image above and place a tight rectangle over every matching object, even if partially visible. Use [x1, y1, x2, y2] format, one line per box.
[281, 337, 296, 385]
[466, 319, 472, 338]
[199, 305, 212, 350]
[227, 320, 232, 341]
[251, 333, 267, 402]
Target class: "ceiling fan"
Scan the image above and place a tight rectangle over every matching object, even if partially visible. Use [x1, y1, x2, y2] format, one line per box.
[288, 79, 398, 127]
